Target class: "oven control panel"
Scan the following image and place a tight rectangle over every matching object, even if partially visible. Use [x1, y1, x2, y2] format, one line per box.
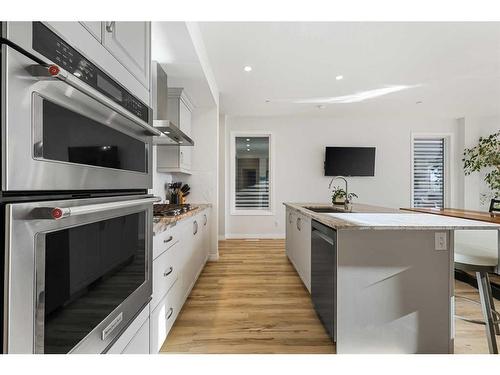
[32, 22, 150, 124]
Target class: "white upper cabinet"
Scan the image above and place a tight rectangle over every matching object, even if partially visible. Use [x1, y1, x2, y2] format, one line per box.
[79, 22, 102, 42]
[101, 21, 151, 89]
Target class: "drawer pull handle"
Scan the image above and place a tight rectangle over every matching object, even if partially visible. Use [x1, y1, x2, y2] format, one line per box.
[166, 307, 174, 320]
[164, 236, 173, 244]
[105, 21, 115, 33]
[163, 266, 173, 277]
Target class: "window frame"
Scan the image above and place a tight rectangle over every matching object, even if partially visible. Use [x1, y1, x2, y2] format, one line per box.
[230, 131, 274, 216]
[410, 133, 453, 209]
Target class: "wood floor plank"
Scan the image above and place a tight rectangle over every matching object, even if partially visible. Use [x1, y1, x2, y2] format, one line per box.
[160, 239, 498, 354]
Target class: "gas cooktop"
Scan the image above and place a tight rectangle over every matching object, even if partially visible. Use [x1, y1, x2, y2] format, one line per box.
[153, 203, 194, 217]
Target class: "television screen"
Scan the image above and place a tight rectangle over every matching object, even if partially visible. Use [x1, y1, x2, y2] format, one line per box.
[324, 147, 376, 176]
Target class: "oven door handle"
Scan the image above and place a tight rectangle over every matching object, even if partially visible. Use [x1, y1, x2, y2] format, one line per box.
[27, 64, 162, 137]
[41, 197, 160, 220]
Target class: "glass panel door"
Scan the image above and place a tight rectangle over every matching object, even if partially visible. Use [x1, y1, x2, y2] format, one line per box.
[41, 212, 146, 353]
[39, 98, 148, 173]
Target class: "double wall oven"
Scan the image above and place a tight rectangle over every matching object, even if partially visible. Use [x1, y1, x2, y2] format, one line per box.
[1, 22, 160, 353]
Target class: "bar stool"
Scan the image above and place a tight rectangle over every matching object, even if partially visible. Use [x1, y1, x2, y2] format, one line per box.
[454, 230, 500, 354]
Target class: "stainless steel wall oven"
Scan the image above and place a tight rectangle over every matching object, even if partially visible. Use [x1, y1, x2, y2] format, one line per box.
[1, 22, 157, 353]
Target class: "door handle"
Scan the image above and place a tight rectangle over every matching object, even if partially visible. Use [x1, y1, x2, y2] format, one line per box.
[166, 307, 174, 320]
[203, 214, 207, 226]
[163, 266, 173, 277]
[27, 64, 161, 136]
[163, 236, 173, 244]
[37, 197, 160, 220]
[193, 220, 198, 235]
[296, 217, 301, 231]
[105, 21, 116, 33]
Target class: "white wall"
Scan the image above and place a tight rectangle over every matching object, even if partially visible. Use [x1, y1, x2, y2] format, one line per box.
[150, 145, 172, 200]
[462, 115, 500, 211]
[222, 114, 462, 238]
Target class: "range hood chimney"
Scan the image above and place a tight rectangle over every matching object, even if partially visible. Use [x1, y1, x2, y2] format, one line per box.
[151, 61, 194, 146]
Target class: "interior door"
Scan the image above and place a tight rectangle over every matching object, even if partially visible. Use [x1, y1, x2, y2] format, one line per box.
[102, 22, 151, 89]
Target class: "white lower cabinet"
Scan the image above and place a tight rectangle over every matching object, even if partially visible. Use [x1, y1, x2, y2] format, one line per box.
[107, 303, 150, 354]
[121, 318, 150, 354]
[149, 207, 211, 353]
[150, 279, 182, 353]
[285, 208, 311, 292]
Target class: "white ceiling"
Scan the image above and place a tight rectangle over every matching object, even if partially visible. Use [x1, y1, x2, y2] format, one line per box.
[152, 22, 215, 108]
[198, 22, 500, 118]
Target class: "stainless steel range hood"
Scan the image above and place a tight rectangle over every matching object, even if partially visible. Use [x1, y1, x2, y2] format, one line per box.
[151, 61, 194, 146]
[153, 120, 194, 146]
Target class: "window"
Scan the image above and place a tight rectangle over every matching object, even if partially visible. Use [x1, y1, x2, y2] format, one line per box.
[412, 137, 446, 208]
[231, 134, 272, 214]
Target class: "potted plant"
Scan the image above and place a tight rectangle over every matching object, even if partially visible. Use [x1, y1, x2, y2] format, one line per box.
[463, 130, 500, 210]
[331, 187, 358, 205]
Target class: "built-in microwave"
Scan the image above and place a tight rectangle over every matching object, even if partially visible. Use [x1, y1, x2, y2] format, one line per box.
[1, 22, 161, 192]
[4, 194, 156, 353]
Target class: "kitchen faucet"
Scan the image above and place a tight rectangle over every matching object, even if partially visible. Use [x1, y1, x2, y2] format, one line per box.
[328, 176, 352, 211]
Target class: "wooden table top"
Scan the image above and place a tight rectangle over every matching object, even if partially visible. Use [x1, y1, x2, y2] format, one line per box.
[401, 207, 500, 225]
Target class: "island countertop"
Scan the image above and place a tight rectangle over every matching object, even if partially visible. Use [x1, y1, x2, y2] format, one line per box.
[284, 202, 500, 230]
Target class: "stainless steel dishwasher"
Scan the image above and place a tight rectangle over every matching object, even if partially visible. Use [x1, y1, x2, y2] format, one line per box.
[311, 220, 337, 343]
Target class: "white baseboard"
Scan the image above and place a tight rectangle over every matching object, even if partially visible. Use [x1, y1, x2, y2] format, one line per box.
[208, 253, 219, 261]
[224, 233, 285, 239]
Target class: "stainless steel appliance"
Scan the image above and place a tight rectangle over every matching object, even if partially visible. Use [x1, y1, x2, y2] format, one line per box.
[5, 195, 156, 353]
[151, 60, 194, 146]
[311, 220, 337, 342]
[1, 22, 157, 354]
[1, 22, 161, 192]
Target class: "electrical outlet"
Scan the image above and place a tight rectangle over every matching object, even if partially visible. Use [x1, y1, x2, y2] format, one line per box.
[435, 232, 447, 251]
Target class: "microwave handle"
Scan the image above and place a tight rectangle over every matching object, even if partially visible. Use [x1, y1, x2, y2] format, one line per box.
[41, 197, 160, 220]
[27, 64, 162, 137]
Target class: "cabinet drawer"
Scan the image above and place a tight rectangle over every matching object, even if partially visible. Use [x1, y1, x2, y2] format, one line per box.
[151, 242, 179, 310]
[150, 280, 181, 353]
[106, 303, 149, 354]
[153, 222, 181, 260]
[121, 318, 149, 354]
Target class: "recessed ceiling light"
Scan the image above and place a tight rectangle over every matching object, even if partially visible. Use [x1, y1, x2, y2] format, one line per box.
[246, 144, 250, 147]
[335, 75, 343, 80]
[244, 66, 252, 72]
[247, 149, 250, 152]
[179, 141, 183, 144]
[246, 138, 250, 141]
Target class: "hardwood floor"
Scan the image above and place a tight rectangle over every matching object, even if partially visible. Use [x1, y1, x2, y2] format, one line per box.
[161, 239, 498, 354]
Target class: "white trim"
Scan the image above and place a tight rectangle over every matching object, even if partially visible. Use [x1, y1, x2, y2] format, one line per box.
[217, 234, 226, 241]
[208, 253, 219, 261]
[229, 131, 275, 216]
[224, 233, 285, 239]
[410, 132, 454, 208]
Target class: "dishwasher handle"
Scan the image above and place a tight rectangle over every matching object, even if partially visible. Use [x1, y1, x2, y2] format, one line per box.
[312, 228, 335, 246]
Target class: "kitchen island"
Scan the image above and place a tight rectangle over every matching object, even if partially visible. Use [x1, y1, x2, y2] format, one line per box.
[284, 203, 500, 354]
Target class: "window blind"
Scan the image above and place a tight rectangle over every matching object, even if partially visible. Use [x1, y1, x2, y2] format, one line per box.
[234, 136, 270, 210]
[412, 138, 445, 208]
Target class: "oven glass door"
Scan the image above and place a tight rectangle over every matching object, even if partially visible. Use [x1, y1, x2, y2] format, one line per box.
[5, 196, 154, 354]
[40, 211, 146, 353]
[36, 96, 147, 173]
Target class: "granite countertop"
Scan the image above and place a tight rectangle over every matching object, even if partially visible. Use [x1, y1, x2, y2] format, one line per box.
[153, 203, 211, 235]
[284, 202, 500, 231]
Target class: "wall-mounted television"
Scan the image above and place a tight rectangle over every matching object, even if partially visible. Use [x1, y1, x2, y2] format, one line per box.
[324, 147, 376, 176]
